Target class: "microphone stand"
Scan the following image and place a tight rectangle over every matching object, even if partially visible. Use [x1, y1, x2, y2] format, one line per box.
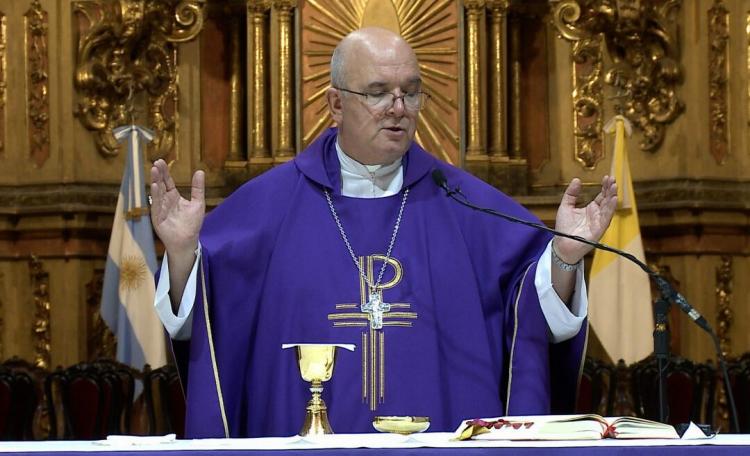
[434, 171, 740, 432]
[653, 296, 670, 423]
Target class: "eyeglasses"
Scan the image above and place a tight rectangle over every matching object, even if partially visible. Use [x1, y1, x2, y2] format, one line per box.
[335, 87, 430, 112]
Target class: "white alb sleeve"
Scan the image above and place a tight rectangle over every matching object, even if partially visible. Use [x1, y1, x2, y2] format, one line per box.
[534, 240, 588, 343]
[153, 245, 201, 340]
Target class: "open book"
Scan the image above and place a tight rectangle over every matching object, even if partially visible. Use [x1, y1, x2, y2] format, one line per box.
[455, 414, 680, 441]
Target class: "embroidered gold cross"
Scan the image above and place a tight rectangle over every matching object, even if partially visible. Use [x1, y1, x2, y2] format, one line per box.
[327, 254, 417, 410]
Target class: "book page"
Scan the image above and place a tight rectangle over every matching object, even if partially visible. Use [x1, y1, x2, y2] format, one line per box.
[604, 417, 680, 439]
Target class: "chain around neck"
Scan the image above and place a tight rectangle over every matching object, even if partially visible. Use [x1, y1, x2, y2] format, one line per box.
[324, 187, 409, 291]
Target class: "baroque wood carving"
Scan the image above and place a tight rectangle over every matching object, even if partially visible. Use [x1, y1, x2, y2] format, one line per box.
[73, 0, 205, 159]
[86, 269, 116, 360]
[0, 12, 5, 159]
[715, 256, 733, 357]
[708, 1, 729, 165]
[29, 255, 51, 370]
[25, 0, 50, 168]
[552, 0, 684, 158]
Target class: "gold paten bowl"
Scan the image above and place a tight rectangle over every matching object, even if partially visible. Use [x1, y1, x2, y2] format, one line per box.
[373, 416, 430, 435]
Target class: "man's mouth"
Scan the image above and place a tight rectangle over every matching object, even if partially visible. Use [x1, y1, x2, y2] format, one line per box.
[383, 126, 404, 132]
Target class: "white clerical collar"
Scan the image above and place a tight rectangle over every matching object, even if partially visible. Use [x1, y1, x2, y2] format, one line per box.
[336, 139, 404, 198]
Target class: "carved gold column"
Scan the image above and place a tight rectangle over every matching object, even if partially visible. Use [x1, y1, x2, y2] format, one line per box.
[509, 13, 522, 161]
[487, 1, 527, 193]
[0, 270, 3, 358]
[227, 11, 244, 164]
[248, 0, 270, 167]
[25, 0, 49, 168]
[714, 255, 733, 432]
[272, 0, 296, 161]
[747, 11, 750, 132]
[0, 12, 6, 158]
[464, 0, 487, 180]
[715, 256, 733, 357]
[709, 0, 729, 165]
[487, 0, 509, 161]
[29, 255, 50, 370]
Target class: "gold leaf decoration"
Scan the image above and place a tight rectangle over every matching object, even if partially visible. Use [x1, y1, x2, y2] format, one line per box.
[552, 0, 684, 154]
[73, 0, 205, 159]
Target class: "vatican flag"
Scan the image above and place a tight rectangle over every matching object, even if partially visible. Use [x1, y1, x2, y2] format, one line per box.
[588, 116, 653, 365]
[100, 125, 167, 370]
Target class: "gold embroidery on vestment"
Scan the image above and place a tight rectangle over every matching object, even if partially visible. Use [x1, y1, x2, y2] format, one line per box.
[330, 254, 416, 412]
[505, 263, 533, 415]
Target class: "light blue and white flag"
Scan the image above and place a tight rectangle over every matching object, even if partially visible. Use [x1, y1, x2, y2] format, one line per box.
[100, 125, 167, 370]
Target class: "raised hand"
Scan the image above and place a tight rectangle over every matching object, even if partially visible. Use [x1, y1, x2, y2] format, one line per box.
[150, 159, 205, 258]
[553, 175, 618, 264]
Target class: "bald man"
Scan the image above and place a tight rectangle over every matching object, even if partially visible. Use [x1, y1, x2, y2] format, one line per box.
[151, 28, 617, 437]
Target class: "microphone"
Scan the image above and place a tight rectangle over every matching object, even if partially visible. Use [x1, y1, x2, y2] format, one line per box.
[432, 169, 448, 190]
[432, 168, 738, 431]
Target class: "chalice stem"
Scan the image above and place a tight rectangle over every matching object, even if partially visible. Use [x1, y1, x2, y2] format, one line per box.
[300, 380, 333, 435]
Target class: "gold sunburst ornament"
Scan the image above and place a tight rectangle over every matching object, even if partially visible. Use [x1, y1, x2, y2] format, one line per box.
[119, 255, 148, 292]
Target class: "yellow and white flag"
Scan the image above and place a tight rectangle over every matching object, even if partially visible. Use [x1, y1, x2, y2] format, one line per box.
[588, 116, 653, 364]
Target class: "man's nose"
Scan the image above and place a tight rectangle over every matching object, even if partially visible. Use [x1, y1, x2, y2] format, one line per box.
[388, 95, 407, 116]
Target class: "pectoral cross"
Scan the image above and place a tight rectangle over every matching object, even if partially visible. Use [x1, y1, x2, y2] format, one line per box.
[361, 290, 390, 329]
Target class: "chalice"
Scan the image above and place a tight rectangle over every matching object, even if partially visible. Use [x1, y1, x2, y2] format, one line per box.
[283, 343, 354, 436]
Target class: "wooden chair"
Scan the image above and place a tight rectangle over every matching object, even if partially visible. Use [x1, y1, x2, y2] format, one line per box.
[575, 357, 615, 416]
[694, 362, 716, 426]
[0, 367, 37, 440]
[45, 361, 134, 439]
[631, 355, 712, 425]
[728, 356, 750, 432]
[143, 364, 185, 437]
[1, 357, 47, 439]
[91, 359, 136, 435]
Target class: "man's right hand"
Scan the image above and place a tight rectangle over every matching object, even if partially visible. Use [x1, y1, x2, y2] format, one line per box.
[150, 159, 205, 254]
[150, 159, 205, 312]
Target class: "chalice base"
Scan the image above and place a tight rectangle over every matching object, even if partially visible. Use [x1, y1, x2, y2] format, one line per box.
[299, 395, 333, 436]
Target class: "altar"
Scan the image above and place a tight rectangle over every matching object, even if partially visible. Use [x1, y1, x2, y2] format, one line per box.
[2, 433, 750, 456]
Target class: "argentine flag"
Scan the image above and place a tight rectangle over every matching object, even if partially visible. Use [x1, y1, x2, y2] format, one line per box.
[100, 125, 167, 370]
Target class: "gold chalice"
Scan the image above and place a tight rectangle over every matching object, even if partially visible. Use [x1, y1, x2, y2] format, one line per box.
[294, 344, 337, 436]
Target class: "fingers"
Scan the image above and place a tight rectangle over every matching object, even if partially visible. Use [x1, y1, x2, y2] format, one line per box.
[601, 175, 618, 207]
[592, 175, 617, 206]
[191, 170, 205, 204]
[149, 160, 205, 207]
[560, 177, 582, 207]
[602, 174, 616, 194]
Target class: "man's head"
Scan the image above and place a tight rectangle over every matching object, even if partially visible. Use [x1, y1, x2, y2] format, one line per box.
[326, 28, 422, 165]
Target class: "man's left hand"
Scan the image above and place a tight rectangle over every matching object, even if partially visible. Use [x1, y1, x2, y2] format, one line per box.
[553, 175, 618, 264]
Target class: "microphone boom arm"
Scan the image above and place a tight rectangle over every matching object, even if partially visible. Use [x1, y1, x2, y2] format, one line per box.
[432, 169, 739, 432]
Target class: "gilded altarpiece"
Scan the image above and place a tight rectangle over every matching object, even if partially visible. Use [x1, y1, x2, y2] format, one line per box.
[0, 0, 748, 390]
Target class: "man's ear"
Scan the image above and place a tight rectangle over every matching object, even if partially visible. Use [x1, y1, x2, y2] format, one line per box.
[326, 87, 343, 124]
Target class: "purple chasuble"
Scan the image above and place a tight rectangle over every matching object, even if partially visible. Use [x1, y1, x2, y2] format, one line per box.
[175, 128, 586, 437]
